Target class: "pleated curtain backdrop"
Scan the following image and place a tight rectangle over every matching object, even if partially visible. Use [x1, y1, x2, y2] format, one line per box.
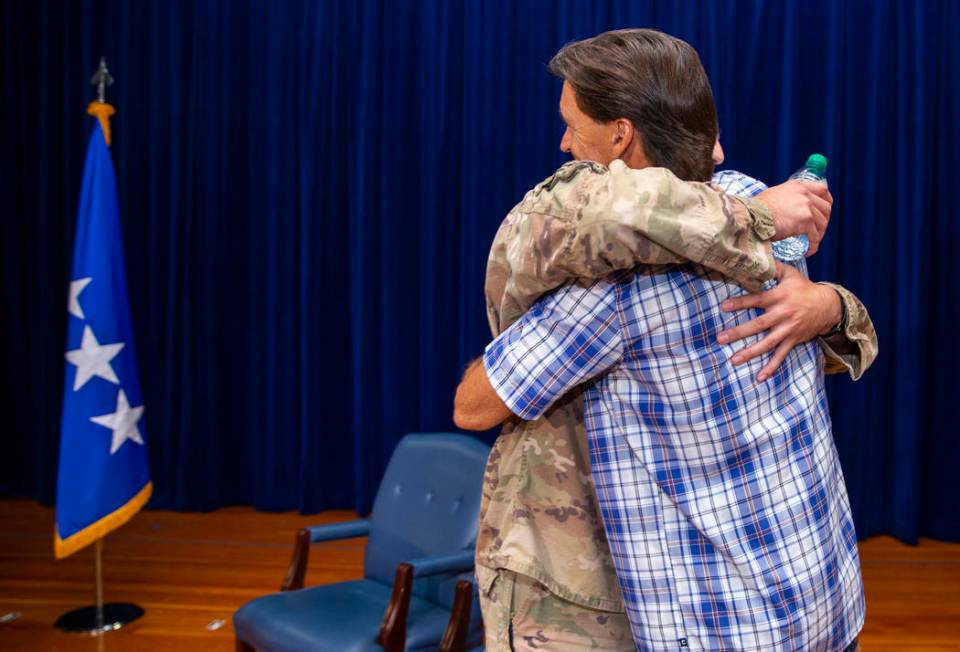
[2, 0, 957, 541]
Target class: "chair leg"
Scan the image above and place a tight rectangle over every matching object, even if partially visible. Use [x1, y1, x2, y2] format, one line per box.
[281, 528, 311, 591]
[235, 637, 255, 652]
[439, 579, 474, 652]
[378, 562, 414, 652]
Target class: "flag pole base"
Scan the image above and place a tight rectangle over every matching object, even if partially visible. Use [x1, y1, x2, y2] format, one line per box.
[54, 602, 144, 633]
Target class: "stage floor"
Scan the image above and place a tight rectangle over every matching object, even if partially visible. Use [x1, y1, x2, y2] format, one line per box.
[0, 498, 957, 650]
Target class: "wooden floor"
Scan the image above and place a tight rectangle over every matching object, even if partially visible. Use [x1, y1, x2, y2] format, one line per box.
[0, 499, 957, 651]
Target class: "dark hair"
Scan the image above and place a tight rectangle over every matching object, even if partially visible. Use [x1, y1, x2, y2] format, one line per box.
[549, 29, 718, 181]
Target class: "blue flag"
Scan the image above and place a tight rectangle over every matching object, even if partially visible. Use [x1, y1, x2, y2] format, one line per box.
[55, 117, 151, 559]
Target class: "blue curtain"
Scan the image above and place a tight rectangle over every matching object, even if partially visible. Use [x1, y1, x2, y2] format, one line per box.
[2, 0, 957, 541]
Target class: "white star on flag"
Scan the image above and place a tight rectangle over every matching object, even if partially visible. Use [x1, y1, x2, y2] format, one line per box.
[90, 389, 145, 455]
[67, 277, 93, 319]
[65, 325, 125, 391]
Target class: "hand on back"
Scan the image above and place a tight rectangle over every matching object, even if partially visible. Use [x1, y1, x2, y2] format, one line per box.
[717, 262, 843, 381]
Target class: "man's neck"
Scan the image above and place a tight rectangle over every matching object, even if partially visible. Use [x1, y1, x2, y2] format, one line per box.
[619, 140, 652, 170]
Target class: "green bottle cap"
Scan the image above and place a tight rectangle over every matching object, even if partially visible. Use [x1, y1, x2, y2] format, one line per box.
[805, 153, 828, 176]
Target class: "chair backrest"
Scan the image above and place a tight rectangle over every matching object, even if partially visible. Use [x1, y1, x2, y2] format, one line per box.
[364, 433, 489, 607]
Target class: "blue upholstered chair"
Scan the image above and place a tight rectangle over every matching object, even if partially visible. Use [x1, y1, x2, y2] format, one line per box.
[234, 433, 489, 652]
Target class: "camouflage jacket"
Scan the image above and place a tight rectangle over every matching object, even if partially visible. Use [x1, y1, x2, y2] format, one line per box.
[476, 160, 878, 611]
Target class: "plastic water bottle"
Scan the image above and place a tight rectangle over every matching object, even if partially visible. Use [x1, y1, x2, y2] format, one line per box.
[771, 154, 828, 261]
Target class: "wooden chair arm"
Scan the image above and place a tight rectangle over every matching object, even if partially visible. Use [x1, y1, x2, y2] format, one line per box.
[280, 528, 311, 591]
[439, 579, 474, 652]
[377, 563, 414, 652]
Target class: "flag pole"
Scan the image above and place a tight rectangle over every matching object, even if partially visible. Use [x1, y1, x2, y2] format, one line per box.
[54, 534, 144, 633]
[53, 56, 145, 634]
[95, 539, 104, 631]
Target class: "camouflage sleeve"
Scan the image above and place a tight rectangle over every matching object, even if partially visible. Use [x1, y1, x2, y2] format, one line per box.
[816, 282, 879, 380]
[485, 160, 776, 335]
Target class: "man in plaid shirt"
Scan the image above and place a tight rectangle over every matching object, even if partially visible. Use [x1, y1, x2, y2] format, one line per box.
[456, 29, 867, 651]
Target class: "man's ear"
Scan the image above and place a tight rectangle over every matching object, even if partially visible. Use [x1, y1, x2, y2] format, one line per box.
[615, 120, 653, 169]
[611, 118, 635, 158]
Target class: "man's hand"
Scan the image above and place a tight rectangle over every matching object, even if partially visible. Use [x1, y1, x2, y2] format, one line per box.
[755, 180, 833, 256]
[716, 262, 843, 381]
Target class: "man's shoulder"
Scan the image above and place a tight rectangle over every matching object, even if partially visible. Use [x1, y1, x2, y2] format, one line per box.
[528, 162, 769, 204]
[608, 262, 746, 313]
[534, 160, 608, 194]
[529, 264, 681, 317]
[516, 159, 683, 223]
[524, 274, 623, 322]
[711, 169, 768, 197]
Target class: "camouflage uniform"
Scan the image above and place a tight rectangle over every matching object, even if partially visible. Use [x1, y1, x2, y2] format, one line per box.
[477, 160, 878, 650]
[476, 563, 633, 651]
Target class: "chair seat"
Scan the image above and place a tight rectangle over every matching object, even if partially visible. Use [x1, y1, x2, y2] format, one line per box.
[233, 579, 452, 652]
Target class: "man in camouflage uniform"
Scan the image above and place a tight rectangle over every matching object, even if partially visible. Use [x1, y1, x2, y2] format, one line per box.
[455, 30, 875, 651]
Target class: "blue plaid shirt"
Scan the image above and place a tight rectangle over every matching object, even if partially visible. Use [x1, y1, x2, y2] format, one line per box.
[483, 171, 864, 651]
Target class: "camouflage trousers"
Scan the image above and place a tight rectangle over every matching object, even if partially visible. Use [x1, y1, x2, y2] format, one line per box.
[476, 565, 633, 651]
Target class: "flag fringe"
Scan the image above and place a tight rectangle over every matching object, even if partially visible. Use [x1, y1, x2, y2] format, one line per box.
[86, 101, 115, 147]
[54, 481, 152, 559]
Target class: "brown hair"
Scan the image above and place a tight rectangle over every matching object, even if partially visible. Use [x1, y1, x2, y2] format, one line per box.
[549, 29, 718, 181]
